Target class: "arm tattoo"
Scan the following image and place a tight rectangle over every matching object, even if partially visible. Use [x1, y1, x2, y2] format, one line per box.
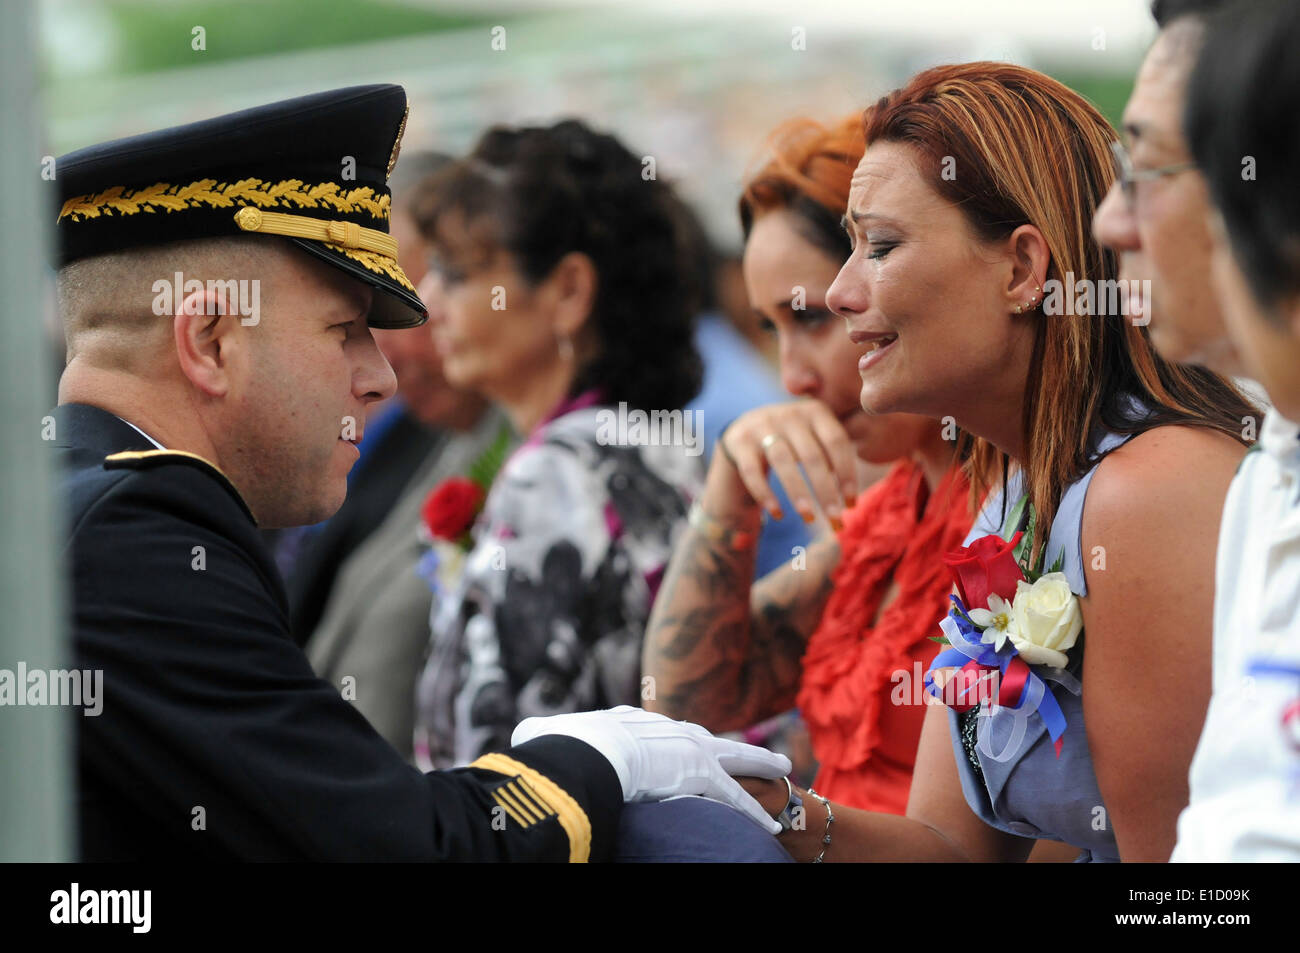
[643, 525, 839, 731]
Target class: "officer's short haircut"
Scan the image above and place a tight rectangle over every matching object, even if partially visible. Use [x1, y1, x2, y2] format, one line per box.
[1185, 0, 1300, 316]
[57, 236, 278, 361]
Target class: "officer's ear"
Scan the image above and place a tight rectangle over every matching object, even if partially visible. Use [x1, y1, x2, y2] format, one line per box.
[173, 284, 244, 397]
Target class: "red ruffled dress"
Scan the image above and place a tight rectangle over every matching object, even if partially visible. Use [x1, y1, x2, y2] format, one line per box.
[796, 460, 973, 814]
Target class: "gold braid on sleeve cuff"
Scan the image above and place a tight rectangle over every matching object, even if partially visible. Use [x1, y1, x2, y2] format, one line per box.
[469, 752, 593, 863]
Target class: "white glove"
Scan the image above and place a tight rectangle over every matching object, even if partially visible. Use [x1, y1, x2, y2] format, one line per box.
[511, 705, 792, 835]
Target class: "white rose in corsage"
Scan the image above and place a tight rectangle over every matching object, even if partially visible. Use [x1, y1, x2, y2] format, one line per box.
[926, 497, 1083, 758]
[1007, 572, 1082, 669]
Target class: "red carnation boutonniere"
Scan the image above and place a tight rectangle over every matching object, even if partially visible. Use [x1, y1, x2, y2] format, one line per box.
[420, 476, 486, 549]
[416, 423, 512, 597]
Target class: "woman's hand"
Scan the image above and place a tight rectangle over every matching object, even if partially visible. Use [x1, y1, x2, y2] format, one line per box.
[718, 399, 860, 528]
[737, 775, 790, 819]
[642, 400, 850, 733]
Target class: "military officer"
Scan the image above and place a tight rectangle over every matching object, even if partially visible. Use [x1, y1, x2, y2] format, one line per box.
[49, 84, 788, 861]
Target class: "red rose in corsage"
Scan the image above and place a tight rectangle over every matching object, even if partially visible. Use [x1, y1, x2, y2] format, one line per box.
[925, 496, 1082, 759]
[421, 476, 485, 547]
[943, 530, 1024, 613]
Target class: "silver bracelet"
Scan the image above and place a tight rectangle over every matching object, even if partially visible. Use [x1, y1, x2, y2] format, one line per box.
[772, 775, 804, 832]
[806, 787, 835, 863]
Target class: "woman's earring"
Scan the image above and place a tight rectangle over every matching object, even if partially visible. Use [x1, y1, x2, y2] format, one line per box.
[1020, 283, 1042, 313]
[557, 335, 575, 362]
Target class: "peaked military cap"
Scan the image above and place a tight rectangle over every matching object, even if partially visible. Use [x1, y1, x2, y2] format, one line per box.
[54, 84, 426, 329]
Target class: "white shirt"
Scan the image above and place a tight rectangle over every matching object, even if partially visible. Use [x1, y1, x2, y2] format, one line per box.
[118, 416, 165, 450]
[1171, 410, 1300, 861]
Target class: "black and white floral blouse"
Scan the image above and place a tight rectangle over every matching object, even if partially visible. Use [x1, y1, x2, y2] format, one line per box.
[413, 394, 702, 770]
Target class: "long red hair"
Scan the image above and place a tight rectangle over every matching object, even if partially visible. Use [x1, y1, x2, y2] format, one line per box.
[863, 62, 1258, 547]
[739, 114, 865, 259]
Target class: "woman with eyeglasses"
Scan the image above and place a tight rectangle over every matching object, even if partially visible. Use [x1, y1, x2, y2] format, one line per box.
[735, 62, 1259, 862]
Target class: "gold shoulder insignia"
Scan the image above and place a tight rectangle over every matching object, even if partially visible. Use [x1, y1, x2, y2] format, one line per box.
[469, 752, 592, 862]
[103, 449, 256, 525]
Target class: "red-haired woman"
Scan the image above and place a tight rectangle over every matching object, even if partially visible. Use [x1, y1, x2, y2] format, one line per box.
[739, 63, 1257, 862]
[643, 114, 974, 817]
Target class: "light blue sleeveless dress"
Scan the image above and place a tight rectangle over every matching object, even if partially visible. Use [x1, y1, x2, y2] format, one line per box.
[947, 419, 1144, 863]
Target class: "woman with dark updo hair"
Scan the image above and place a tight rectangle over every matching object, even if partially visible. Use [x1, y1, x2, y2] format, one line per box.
[409, 119, 705, 771]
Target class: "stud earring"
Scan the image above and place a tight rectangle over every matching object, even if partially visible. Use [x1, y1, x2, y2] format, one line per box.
[1021, 282, 1042, 312]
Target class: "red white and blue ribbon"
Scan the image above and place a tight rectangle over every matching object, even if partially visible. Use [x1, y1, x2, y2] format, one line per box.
[924, 595, 1077, 761]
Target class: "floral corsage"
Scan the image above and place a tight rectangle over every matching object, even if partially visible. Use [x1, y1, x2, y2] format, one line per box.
[924, 494, 1083, 759]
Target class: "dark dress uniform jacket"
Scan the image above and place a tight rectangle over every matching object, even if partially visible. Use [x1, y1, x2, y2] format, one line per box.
[56, 403, 621, 861]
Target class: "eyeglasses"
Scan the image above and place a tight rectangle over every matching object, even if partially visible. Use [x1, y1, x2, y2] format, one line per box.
[1110, 140, 1196, 210]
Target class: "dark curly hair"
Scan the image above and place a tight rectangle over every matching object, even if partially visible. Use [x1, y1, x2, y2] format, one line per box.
[410, 119, 702, 412]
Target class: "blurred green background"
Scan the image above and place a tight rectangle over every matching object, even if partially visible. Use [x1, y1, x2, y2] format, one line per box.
[79, 1, 492, 73]
[39, 0, 1151, 253]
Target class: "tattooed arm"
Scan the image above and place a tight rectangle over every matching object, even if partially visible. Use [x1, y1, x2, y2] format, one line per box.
[644, 527, 839, 731]
[643, 402, 857, 732]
